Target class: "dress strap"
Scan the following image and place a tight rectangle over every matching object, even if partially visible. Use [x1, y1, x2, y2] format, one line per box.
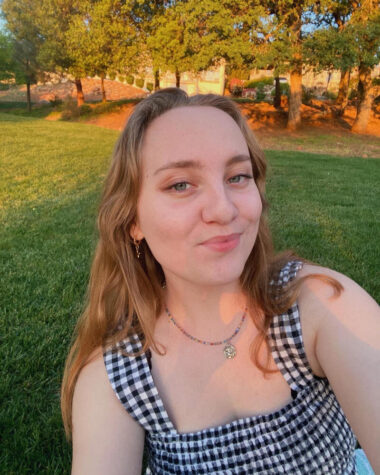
[268, 260, 317, 391]
[103, 334, 174, 434]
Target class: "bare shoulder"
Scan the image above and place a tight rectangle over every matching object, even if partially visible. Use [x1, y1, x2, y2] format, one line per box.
[72, 346, 145, 475]
[297, 263, 378, 317]
[294, 263, 379, 378]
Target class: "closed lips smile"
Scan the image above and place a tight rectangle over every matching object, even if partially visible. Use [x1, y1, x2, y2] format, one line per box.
[202, 233, 241, 244]
[201, 233, 241, 252]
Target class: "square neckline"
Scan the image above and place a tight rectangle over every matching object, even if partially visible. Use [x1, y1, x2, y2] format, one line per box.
[142, 330, 301, 437]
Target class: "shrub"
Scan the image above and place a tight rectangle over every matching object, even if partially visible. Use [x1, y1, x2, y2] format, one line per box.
[118, 75, 125, 83]
[108, 72, 116, 80]
[255, 87, 266, 102]
[280, 83, 290, 97]
[146, 82, 154, 92]
[302, 86, 315, 105]
[0, 82, 10, 91]
[49, 95, 63, 107]
[245, 77, 273, 89]
[92, 101, 115, 115]
[322, 90, 337, 100]
[60, 97, 80, 120]
[231, 85, 243, 97]
[126, 75, 134, 85]
[136, 78, 144, 88]
[79, 104, 92, 115]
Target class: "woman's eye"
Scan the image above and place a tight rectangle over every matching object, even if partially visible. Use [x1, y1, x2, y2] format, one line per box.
[168, 181, 191, 192]
[167, 174, 253, 193]
[228, 174, 253, 184]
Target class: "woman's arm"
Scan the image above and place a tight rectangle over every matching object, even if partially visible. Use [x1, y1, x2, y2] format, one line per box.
[298, 264, 380, 472]
[71, 347, 145, 475]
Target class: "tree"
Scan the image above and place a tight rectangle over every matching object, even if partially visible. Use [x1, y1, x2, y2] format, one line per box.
[147, 0, 253, 90]
[350, 5, 380, 133]
[36, 0, 88, 106]
[0, 31, 14, 81]
[147, 1, 192, 87]
[303, 3, 380, 133]
[66, 0, 140, 102]
[249, 0, 323, 131]
[302, 24, 357, 113]
[1, 0, 45, 111]
[319, 1, 360, 115]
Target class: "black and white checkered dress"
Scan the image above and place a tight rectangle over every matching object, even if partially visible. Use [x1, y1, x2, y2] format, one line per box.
[103, 261, 357, 474]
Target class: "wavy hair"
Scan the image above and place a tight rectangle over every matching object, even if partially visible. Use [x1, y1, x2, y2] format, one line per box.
[61, 88, 342, 438]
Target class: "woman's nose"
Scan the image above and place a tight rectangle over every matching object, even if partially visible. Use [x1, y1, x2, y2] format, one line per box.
[201, 183, 238, 224]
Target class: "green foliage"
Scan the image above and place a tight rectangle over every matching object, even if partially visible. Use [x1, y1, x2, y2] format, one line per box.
[0, 31, 15, 81]
[303, 11, 380, 73]
[245, 77, 274, 89]
[322, 90, 338, 100]
[271, 83, 289, 97]
[0, 82, 11, 90]
[79, 104, 92, 115]
[60, 97, 80, 120]
[146, 82, 153, 92]
[65, 0, 139, 87]
[2, 0, 52, 86]
[126, 74, 134, 85]
[226, 67, 251, 81]
[135, 78, 144, 88]
[49, 95, 62, 107]
[255, 88, 266, 102]
[302, 86, 315, 105]
[231, 97, 256, 103]
[118, 75, 125, 83]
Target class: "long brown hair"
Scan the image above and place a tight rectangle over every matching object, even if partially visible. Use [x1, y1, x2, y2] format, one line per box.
[61, 88, 342, 438]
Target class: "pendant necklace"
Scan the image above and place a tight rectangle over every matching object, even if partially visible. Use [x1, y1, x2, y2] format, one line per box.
[165, 306, 247, 359]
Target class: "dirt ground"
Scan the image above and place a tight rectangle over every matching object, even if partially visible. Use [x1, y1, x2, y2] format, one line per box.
[2, 78, 379, 158]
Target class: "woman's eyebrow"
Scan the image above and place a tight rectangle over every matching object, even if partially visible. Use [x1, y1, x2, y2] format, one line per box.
[153, 154, 251, 176]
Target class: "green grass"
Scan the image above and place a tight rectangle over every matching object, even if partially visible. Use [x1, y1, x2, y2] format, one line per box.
[0, 97, 143, 122]
[1, 114, 379, 474]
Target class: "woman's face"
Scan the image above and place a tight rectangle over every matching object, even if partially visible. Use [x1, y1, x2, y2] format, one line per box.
[131, 106, 262, 288]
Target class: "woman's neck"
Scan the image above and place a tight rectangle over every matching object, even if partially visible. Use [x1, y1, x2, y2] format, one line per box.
[162, 278, 248, 340]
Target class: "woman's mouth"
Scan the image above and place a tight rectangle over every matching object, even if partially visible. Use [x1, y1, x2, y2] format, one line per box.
[200, 233, 241, 252]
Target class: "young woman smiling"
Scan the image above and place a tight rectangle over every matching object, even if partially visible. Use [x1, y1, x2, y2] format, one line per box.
[62, 88, 379, 474]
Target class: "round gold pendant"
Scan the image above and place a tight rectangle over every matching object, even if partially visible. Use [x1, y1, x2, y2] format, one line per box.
[223, 343, 236, 359]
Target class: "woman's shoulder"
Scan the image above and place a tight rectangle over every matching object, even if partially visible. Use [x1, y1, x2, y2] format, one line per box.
[296, 262, 376, 310]
[295, 262, 379, 377]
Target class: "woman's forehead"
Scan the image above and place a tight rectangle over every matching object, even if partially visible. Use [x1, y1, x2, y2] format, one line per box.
[140, 106, 249, 170]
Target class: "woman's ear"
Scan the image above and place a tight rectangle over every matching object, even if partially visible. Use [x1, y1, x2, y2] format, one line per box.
[130, 222, 144, 241]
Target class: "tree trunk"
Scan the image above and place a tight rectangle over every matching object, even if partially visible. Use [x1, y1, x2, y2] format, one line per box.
[175, 68, 180, 88]
[26, 82, 31, 113]
[75, 78, 84, 107]
[154, 69, 160, 90]
[287, 13, 302, 131]
[287, 60, 302, 131]
[352, 63, 375, 134]
[335, 69, 350, 116]
[100, 74, 106, 102]
[274, 76, 281, 109]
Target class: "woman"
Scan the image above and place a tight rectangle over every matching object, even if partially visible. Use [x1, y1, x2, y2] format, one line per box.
[61, 88, 379, 474]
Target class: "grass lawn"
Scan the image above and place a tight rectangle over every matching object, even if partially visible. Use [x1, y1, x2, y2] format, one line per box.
[1, 113, 379, 474]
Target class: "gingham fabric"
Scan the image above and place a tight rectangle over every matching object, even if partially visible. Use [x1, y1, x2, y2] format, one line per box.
[103, 261, 357, 474]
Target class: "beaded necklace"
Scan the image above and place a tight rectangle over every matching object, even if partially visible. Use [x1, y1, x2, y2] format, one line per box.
[165, 306, 247, 359]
